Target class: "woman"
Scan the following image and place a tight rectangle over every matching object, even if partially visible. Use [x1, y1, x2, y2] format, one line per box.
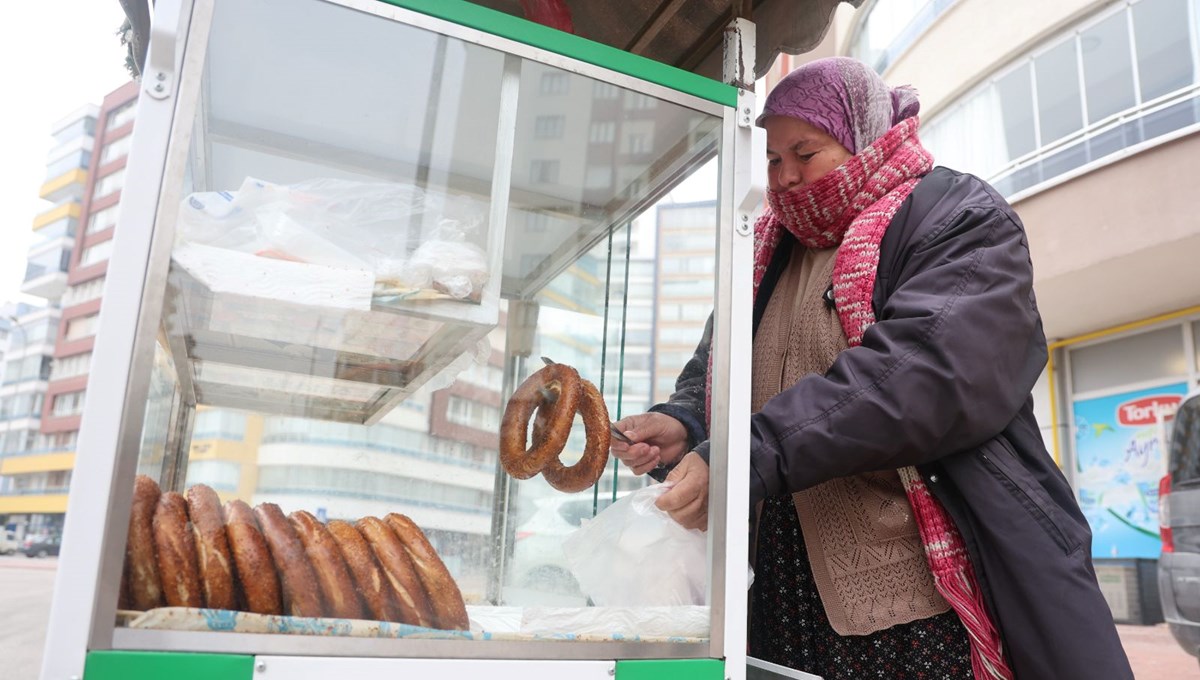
[612, 57, 1132, 680]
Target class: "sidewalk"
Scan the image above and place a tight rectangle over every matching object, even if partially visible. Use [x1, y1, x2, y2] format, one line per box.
[1118, 624, 1198, 678]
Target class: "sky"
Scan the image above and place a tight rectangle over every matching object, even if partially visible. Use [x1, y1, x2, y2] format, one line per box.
[0, 2, 132, 307]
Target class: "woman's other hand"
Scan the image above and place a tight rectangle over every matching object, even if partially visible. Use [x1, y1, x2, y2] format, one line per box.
[656, 452, 709, 531]
[610, 412, 689, 475]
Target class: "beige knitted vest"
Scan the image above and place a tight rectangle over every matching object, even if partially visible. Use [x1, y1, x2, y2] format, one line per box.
[751, 243, 950, 636]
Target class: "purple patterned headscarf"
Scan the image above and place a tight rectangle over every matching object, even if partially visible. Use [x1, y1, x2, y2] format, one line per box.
[756, 56, 921, 155]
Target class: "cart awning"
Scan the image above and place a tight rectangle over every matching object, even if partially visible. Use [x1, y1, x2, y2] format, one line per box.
[470, 0, 862, 81]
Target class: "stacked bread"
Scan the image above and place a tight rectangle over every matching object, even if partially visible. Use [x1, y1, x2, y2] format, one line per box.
[121, 475, 468, 630]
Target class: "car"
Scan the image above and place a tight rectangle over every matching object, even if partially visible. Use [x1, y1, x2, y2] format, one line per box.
[1159, 387, 1200, 662]
[20, 533, 62, 558]
[506, 492, 628, 605]
[0, 530, 18, 555]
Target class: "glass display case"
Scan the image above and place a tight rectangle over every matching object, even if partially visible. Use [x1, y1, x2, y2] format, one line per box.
[44, 1, 762, 679]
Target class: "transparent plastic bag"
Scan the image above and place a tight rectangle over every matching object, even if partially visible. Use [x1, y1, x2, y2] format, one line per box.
[561, 484, 708, 607]
[177, 177, 490, 300]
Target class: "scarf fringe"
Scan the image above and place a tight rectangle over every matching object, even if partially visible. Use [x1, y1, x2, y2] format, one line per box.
[898, 467, 1013, 680]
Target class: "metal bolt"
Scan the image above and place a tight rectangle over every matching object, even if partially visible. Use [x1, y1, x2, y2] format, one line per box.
[929, 474, 939, 483]
[741, 214, 749, 222]
[154, 83, 164, 92]
[742, 107, 751, 114]
[157, 72, 166, 81]
[256, 661, 267, 673]
[608, 668, 616, 676]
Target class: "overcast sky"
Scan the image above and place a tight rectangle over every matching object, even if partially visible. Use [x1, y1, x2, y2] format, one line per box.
[0, 2, 132, 307]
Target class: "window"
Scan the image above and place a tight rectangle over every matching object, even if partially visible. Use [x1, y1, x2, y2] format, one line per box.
[1069, 326, 1186, 393]
[923, 0, 1200, 197]
[660, 279, 713, 298]
[529, 160, 560, 184]
[34, 217, 77, 242]
[1081, 12, 1136, 124]
[80, 240, 114, 267]
[533, 115, 564, 139]
[849, 0, 959, 73]
[99, 134, 132, 165]
[87, 204, 119, 235]
[995, 65, 1037, 159]
[539, 72, 568, 94]
[45, 150, 90, 179]
[92, 168, 125, 200]
[6, 318, 57, 350]
[625, 93, 657, 110]
[626, 133, 648, 154]
[24, 247, 71, 282]
[50, 352, 92, 381]
[52, 390, 86, 418]
[592, 81, 619, 99]
[256, 465, 492, 511]
[660, 231, 714, 252]
[185, 460, 243, 491]
[62, 278, 106, 307]
[0, 393, 44, 420]
[1035, 41, 1085, 144]
[2, 355, 52, 385]
[589, 121, 615, 143]
[106, 99, 136, 130]
[192, 409, 249, 440]
[445, 396, 500, 431]
[64, 314, 99, 342]
[1134, 0, 1194, 101]
[32, 431, 77, 453]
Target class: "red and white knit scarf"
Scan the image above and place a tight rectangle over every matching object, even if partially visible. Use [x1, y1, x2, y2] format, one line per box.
[718, 118, 1012, 679]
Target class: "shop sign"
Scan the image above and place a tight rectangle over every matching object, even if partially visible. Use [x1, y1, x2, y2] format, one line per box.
[1074, 382, 1189, 559]
[1117, 395, 1182, 427]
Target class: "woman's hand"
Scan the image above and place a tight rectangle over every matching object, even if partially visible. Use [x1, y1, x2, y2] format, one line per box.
[610, 412, 689, 475]
[656, 452, 709, 531]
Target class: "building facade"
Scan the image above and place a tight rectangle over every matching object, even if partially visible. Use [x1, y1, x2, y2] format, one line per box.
[0, 101, 101, 538]
[768, 0, 1200, 620]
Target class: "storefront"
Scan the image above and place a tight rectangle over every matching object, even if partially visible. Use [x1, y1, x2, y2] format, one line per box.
[1049, 308, 1200, 623]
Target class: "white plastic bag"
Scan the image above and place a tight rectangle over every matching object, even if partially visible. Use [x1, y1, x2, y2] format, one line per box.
[562, 484, 708, 607]
[177, 177, 491, 300]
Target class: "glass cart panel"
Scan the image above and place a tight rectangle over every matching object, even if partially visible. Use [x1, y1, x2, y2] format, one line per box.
[119, 0, 722, 651]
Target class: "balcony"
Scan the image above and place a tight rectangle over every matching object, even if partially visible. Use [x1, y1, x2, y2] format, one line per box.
[38, 168, 88, 204]
[21, 243, 71, 300]
[31, 202, 81, 231]
[0, 493, 70, 515]
[0, 452, 75, 475]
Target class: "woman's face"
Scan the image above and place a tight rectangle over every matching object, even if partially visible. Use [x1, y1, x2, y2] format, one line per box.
[764, 116, 853, 193]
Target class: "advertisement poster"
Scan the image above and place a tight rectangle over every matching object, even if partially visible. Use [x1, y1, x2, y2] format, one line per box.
[1073, 382, 1187, 559]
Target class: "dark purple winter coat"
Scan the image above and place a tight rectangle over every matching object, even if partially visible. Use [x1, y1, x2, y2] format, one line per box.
[651, 167, 1134, 679]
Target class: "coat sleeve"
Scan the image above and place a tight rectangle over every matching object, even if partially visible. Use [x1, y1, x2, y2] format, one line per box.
[749, 200, 1046, 508]
[647, 314, 713, 480]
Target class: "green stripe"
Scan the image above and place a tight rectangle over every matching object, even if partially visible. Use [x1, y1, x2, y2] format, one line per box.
[377, 0, 737, 108]
[84, 651, 254, 680]
[616, 659, 726, 680]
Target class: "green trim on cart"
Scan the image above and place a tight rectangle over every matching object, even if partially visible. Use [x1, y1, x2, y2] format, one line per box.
[616, 659, 726, 680]
[84, 650, 254, 680]
[377, 0, 737, 108]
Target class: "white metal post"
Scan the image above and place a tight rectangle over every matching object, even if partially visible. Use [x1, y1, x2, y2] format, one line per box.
[39, 2, 205, 678]
[709, 15, 763, 680]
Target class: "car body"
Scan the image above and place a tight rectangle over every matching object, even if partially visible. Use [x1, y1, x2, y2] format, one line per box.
[1159, 387, 1200, 661]
[0, 530, 18, 555]
[20, 533, 62, 558]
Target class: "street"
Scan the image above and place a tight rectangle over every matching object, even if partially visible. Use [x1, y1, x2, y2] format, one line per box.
[0, 553, 1196, 679]
[0, 555, 56, 680]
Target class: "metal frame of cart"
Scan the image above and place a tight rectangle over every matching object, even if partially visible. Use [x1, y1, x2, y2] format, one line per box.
[40, 1, 769, 678]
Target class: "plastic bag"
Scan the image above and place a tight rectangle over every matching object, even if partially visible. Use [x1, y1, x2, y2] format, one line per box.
[177, 177, 490, 300]
[562, 484, 708, 607]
